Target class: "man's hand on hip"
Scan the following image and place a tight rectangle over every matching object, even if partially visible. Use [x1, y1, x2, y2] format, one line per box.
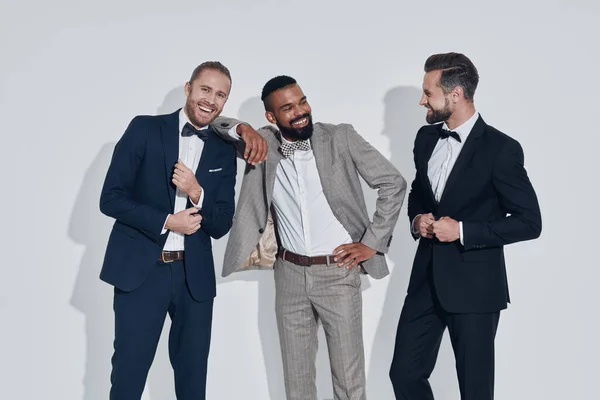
[166, 207, 202, 235]
[333, 242, 376, 269]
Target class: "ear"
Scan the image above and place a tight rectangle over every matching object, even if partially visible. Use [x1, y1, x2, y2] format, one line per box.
[452, 86, 464, 103]
[265, 111, 276, 124]
[184, 82, 191, 97]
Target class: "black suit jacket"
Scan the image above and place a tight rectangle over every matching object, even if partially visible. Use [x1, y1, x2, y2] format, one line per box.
[407, 115, 541, 313]
[99, 109, 237, 302]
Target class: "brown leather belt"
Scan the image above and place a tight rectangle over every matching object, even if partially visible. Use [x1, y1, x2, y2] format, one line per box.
[158, 251, 184, 263]
[278, 249, 336, 267]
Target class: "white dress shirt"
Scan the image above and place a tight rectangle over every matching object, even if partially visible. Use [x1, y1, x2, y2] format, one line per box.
[162, 109, 237, 251]
[413, 111, 479, 244]
[271, 137, 353, 256]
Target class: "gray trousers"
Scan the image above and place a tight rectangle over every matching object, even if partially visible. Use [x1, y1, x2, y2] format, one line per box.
[274, 257, 366, 400]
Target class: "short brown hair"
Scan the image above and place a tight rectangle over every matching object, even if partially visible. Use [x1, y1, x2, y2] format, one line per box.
[189, 61, 232, 84]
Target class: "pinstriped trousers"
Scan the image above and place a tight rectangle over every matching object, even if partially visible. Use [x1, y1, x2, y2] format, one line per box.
[274, 257, 366, 400]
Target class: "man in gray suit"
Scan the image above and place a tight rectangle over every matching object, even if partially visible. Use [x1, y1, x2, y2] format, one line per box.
[214, 75, 407, 400]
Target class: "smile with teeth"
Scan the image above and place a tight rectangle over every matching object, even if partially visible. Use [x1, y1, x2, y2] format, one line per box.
[198, 105, 214, 114]
[292, 117, 308, 128]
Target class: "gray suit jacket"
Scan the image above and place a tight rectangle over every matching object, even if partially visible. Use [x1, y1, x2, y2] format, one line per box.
[213, 118, 407, 279]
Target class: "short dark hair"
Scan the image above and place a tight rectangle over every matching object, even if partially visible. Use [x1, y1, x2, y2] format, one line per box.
[261, 75, 297, 109]
[424, 53, 479, 101]
[189, 61, 232, 84]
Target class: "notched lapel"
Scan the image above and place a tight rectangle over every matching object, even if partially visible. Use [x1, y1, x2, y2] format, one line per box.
[420, 128, 440, 205]
[439, 117, 485, 204]
[264, 128, 283, 207]
[310, 124, 333, 197]
[161, 111, 180, 210]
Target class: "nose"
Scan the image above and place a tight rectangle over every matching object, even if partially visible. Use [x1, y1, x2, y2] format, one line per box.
[419, 94, 427, 106]
[292, 105, 304, 117]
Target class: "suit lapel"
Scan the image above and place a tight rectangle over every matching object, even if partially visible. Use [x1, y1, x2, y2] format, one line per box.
[420, 127, 440, 206]
[310, 124, 333, 199]
[264, 130, 283, 206]
[438, 116, 485, 205]
[160, 110, 180, 210]
[194, 127, 219, 191]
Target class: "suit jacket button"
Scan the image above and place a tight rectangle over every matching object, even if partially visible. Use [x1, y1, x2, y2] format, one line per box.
[258, 228, 264, 234]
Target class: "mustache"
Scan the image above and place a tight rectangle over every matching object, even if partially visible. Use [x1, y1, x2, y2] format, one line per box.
[290, 113, 311, 125]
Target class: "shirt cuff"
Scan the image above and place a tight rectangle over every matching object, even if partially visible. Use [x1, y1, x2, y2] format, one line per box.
[161, 215, 170, 235]
[411, 214, 421, 235]
[229, 124, 241, 140]
[459, 221, 464, 245]
[190, 188, 204, 209]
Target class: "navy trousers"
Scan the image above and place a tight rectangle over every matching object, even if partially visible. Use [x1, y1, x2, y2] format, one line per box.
[109, 260, 213, 400]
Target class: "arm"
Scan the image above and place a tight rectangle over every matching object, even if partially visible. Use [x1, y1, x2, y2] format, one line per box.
[407, 131, 430, 240]
[99, 117, 169, 241]
[212, 116, 268, 164]
[346, 124, 407, 253]
[462, 139, 542, 250]
[199, 146, 237, 239]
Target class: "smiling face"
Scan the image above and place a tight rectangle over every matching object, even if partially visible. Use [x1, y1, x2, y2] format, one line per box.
[265, 83, 313, 141]
[419, 69, 454, 124]
[184, 68, 231, 128]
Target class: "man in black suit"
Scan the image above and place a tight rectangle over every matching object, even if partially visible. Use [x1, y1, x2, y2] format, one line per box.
[389, 52, 542, 400]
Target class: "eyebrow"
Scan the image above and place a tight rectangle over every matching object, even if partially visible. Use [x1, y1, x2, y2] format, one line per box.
[278, 96, 306, 111]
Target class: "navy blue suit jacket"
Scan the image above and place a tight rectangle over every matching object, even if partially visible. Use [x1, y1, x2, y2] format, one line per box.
[99, 109, 236, 302]
[407, 116, 542, 313]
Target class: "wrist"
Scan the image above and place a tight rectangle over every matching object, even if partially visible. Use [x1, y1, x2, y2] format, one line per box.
[236, 123, 250, 136]
[190, 186, 202, 204]
[165, 214, 173, 230]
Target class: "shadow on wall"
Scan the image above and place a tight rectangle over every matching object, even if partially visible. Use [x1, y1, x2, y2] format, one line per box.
[366, 86, 459, 399]
[69, 141, 117, 400]
[68, 86, 187, 400]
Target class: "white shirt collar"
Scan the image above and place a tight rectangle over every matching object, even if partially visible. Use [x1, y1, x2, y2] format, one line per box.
[179, 108, 209, 134]
[442, 110, 479, 141]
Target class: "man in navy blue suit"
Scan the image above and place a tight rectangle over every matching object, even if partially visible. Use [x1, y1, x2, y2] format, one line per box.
[99, 61, 266, 400]
[389, 53, 542, 400]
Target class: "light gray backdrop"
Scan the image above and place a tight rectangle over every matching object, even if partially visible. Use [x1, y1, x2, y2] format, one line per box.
[1, 0, 597, 398]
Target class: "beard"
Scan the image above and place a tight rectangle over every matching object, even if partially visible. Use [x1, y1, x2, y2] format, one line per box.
[426, 97, 453, 124]
[184, 98, 217, 128]
[277, 113, 314, 141]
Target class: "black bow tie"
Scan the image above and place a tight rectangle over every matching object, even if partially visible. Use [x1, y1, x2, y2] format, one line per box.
[439, 128, 461, 142]
[182, 122, 209, 141]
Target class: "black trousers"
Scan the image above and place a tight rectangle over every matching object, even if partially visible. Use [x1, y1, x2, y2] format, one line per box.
[389, 264, 500, 400]
[109, 260, 213, 400]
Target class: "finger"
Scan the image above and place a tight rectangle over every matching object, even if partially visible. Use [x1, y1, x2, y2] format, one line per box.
[257, 139, 268, 162]
[243, 137, 251, 160]
[333, 244, 351, 255]
[185, 207, 199, 214]
[247, 144, 258, 165]
[341, 256, 357, 269]
[347, 257, 361, 270]
[337, 251, 355, 267]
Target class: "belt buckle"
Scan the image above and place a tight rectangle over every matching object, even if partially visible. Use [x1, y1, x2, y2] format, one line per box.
[300, 255, 311, 267]
[161, 251, 174, 263]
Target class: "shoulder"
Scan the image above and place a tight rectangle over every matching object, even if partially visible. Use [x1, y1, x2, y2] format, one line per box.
[416, 123, 440, 140]
[314, 122, 361, 143]
[482, 121, 523, 154]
